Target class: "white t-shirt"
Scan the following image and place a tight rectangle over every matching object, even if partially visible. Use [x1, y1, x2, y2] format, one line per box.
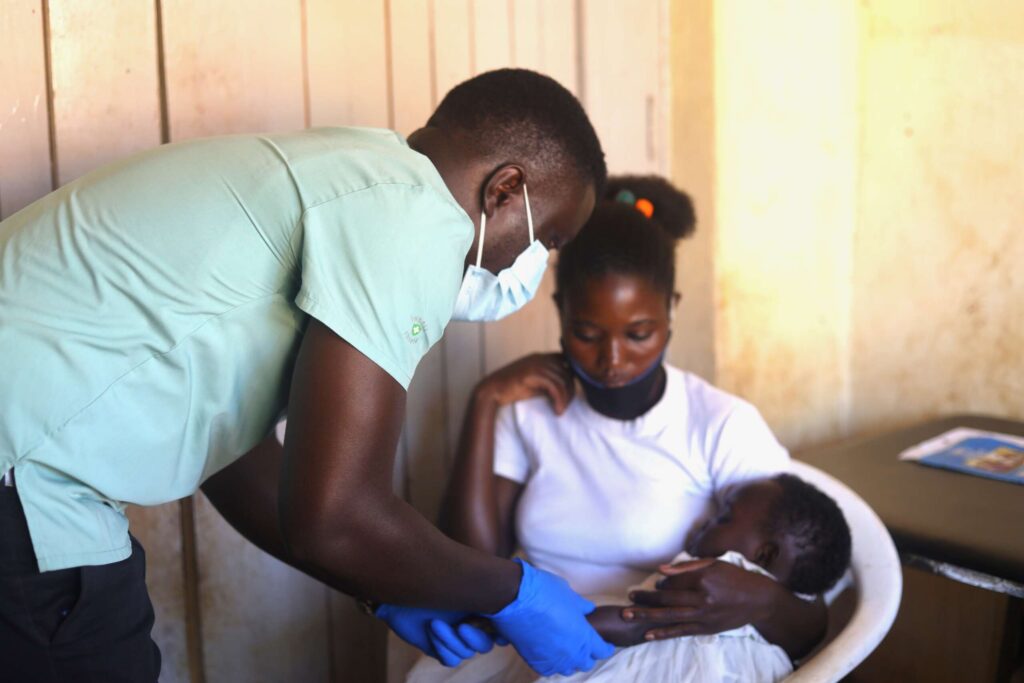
[493, 364, 789, 595]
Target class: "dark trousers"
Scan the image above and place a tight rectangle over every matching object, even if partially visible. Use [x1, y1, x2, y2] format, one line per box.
[0, 483, 161, 682]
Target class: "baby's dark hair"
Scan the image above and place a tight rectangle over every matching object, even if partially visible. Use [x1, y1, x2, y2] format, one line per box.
[555, 175, 696, 306]
[765, 474, 852, 595]
[429, 69, 606, 194]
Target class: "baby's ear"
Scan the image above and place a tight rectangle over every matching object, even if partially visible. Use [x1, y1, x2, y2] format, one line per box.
[753, 541, 779, 570]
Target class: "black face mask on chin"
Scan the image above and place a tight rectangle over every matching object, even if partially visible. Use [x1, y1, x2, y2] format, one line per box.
[564, 348, 668, 421]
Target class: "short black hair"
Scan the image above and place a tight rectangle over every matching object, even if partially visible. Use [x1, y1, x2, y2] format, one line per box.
[556, 175, 696, 305]
[765, 474, 852, 595]
[429, 68, 606, 194]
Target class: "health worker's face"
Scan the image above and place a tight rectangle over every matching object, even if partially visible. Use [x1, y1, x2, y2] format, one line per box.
[559, 273, 670, 387]
[478, 180, 595, 274]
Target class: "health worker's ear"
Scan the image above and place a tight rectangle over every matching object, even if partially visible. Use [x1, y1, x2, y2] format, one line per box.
[480, 164, 526, 219]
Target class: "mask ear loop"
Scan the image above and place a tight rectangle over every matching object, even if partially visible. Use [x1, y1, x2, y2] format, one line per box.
[475, 210, 487, 268]
[523, 183, 535, 244]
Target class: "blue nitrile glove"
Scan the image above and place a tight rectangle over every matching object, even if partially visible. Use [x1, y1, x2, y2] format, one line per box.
[375, 604, 499, 667]
[485, 559, 615, 677]
[427, 619, 505, 667]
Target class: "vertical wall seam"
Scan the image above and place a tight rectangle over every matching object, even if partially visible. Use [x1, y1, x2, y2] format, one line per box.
[155, 0, 171, 144]
[574, 0, 586, 107]
[707, 0, 719, 386]
[507, 0, 516, 66]
[467, 0, 477, 75]
[299, 0, 312, 129]
[179, 498, 207, 683]
[40, 0, 59, 190]
[840, 4, 866, 437]
[426, 0, 452, 462]
[384, 0, 396, 130]
[324, 585, 336, 682]
[656, 0, 671, 176]
[427, 0, 438, 110]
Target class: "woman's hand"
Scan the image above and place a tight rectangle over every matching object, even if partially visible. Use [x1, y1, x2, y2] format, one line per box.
[622, 558, 826, 658]
[475, 353, 575, 414]
[622, 558, 777, 640]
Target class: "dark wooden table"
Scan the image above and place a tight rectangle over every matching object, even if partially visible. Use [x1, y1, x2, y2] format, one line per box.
[798, 414, 1024, 596]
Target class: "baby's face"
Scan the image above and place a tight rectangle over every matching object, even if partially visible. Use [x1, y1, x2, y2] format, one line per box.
[687, 480, 781, 562]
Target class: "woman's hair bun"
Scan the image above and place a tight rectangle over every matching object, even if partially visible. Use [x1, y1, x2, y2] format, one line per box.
[604, 175, 696, 240]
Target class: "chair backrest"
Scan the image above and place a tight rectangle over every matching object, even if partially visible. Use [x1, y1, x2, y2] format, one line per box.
[783, 460, 902, 682]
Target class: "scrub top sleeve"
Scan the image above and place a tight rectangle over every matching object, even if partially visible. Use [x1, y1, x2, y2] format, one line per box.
[295, 184, 471, 390]
[707, 402, 790, 499]
[492, 404, 531, 484]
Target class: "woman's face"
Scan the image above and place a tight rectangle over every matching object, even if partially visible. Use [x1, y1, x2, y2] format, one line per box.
[559, 272, 671, 387]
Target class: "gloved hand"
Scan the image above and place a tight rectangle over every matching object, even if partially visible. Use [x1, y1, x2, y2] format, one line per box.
[375, 604, 499, 667]
[428, 619, 507, 666]
[485, 559, 615, 676]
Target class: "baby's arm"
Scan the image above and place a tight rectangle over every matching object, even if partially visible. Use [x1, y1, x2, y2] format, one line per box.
[460, 606, 647, 649]
[586, 606, 649, 647]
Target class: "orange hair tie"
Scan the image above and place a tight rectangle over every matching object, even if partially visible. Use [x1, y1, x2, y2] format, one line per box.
[634, 198, 654, 218]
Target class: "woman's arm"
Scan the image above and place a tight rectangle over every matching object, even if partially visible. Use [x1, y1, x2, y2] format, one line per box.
[625, 559, 827, 659]
[439, 353, 574, 557]
[438, 389, 522, 557]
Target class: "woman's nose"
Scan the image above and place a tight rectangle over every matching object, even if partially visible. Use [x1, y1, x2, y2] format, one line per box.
[599, 339, 623, 372]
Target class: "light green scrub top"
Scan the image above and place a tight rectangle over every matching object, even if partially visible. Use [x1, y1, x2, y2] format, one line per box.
[0, 127, 473, 571]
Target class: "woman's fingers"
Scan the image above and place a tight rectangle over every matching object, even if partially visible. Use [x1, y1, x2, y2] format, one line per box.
[643, 622, 708, 641]
[626, 588, 706, 610]
[528, 363, 575, 414]
[483, 353, 574, 409]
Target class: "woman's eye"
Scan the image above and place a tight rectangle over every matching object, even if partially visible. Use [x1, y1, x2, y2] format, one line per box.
[572, 330, 598, 342]
[627, 331, 653, 342]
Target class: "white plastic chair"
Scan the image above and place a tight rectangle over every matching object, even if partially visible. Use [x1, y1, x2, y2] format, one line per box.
[388, 460, 902, 683]
[783, 459, 902, 681]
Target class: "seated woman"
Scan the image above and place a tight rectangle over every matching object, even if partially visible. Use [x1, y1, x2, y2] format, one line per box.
[408, 177, 827, 680]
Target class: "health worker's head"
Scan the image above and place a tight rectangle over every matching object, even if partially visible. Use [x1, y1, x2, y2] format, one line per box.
[410, 68, 605, 274]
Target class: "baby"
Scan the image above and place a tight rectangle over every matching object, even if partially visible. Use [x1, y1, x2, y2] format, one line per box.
[406, 473, 851, 683]
[574, 473, 852, 682]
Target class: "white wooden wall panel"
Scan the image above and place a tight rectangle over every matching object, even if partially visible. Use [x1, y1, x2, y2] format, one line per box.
[126, 505, 190, 683]
[0, 1, 51, 220]
[46, 1, 162, 185]
[161, 0, 306, 140]
[305, 0, 390, 128]
[471, 0, 512, 74]
[581, 0, 668, 175]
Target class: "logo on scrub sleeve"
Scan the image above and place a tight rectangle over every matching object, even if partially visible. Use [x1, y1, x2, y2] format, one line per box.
[405, 317, 428, 344]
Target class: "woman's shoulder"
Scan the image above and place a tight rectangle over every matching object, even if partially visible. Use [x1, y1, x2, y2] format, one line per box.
[498, 395, 573, 434]
[665, 365, 758, 424]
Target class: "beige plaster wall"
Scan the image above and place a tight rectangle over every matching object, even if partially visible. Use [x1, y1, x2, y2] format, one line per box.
[850, 2, 1024, 433]
[670, 0, 1024, 449]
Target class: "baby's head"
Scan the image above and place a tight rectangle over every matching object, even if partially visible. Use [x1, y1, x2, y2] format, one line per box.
[688, 474, 852, 594]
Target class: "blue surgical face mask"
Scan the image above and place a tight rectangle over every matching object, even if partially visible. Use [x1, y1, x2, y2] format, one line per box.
[565, 349, 667, 420]
[451, 184, 549, 322]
